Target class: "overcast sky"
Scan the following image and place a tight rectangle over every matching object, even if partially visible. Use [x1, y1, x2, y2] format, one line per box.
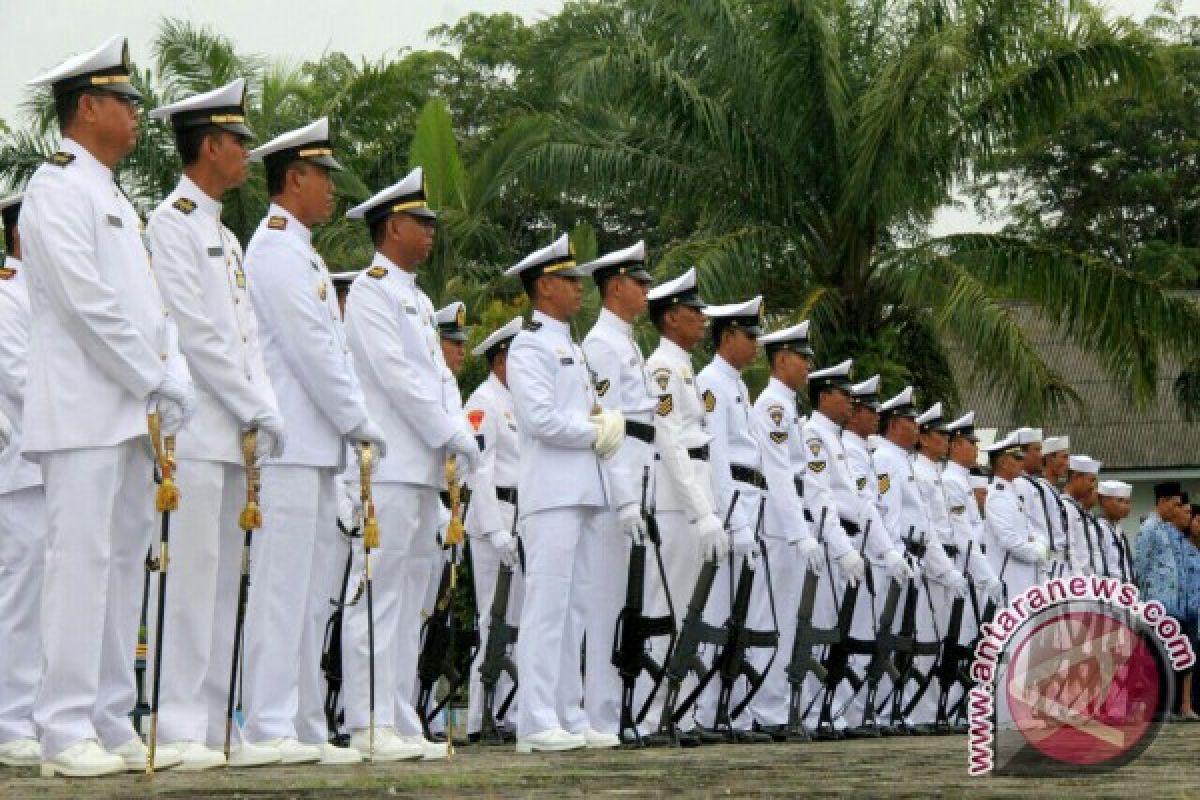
[1, 0, 1193, 234]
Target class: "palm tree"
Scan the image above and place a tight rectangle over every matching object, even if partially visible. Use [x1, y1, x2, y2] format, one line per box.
[520, 0, 1200, 418]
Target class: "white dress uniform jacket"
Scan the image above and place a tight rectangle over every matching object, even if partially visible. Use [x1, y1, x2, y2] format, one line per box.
[646, 338, 715, 521]
[1062, 495, 1107, 576]
[344, 256, 459, 487]
[985, 477, 1042, 594]
[696, 355, 762, 538]
[0, 261, 41, 493]
[913, 454, 954, 549]
[246, 204, 367, 470]
[799, 411, 862, 560]
[751, 378, 810, 543]
[872, 438, 958, 580]
[465, 373, 520, 538]
[146, 175, 279, 463]
[20, 138, 189, 455]
[507, 311, 607, 515]
[582, 309, 656, 512]
[1022, 474, 1069, 573]
[843, 431, 902, 566]
[942, 462, 999, 587]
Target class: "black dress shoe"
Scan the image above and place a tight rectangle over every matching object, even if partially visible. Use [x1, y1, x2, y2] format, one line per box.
[844, 725, 881, 739]
[814, 726, 843, 741]
[910, 723, 936, 736]
[733, 729, 774, 744]
[753, 723, 790, 743]
[638, 731, 676, 748]
[693, 726, 729, 745]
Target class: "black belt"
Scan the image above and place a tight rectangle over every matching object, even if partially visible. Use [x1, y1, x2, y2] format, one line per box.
[625, 419, 655, 444]
[944, 544, 960, 559]
[496, 486, 517, 505]
[688, 444, 709, 461]
[793, 476, 804, 497]
[731, 464, 768, 490]
[841, 520, 861, 537]
[904, 539, 927, 559]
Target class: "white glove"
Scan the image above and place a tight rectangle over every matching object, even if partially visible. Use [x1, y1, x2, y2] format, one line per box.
[692, 513, 729, 561]
[149, 374, 194, 437]
[836, 549, 866, 586]
[617, 503, 644, 541]
[0, 407, 11, 451]
[731, 525, 756, 563]
[793, 537, 824, 574]
[336, 479, 361, 532]
[1032, 539, 1050, 564]
[349, 419, 388, 461]
[883, 548, 913, 582]
[447, 428, 481, 474]
[981, 576, 1005, 605]
[250, 412, 287, 462]
[490, 529, 519, 567]
[940, 569, 970, 598]
[590, 408, 625, 459]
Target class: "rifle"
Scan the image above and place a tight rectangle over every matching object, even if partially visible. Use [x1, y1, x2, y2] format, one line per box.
[611, 467, 677, 746]
[320, 516, 361, 747]
[932, 541, 978, 731]
[885, 532, 945, 727]
[785, 508, 838, 741]
[478, 559, 519, 744]
[858, 577, 904, 733]
[811, 520, 871, 739]
[655, 491, 740, 745]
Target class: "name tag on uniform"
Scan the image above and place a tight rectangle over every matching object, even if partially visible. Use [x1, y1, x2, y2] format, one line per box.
[207, 246, 223, 257]
[560, 357, 574, 365]
[106, 214, 123, 228]
[235, 269, 246, 289]
[404, 305, 418, 315]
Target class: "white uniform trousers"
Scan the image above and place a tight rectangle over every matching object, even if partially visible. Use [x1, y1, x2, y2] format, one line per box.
[693, 552, 753, 731]
[802, 543, 854, 731]
[341, 483, 441, 736]
[746, 536, 799, 728]
[466, 504, 523, 735]
[33, 442, 155, 758]
[516, 505, 601, 737]
[581, 509, 630, 735]
[242, 464, 340, 745]
[0, 486, 46, 743]
[149, 459, 248, 746]
[636, 510, 701, 734]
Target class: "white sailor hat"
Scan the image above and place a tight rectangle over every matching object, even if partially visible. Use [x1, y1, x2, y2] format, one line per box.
[150, 78, 253, 138]
[704, 295, 764, 336]
[647, 267, 706, 312]
[916, 402, 944, 433]
[505, 234, 587, 283]
[330, 269, 360, 288]
[879, 386, 918, 419]
[808, 358, 853, 392]
[582, 240, 653, 285]
[249, 117, 342, 172]
[473, 316, 524, 359]
[346, 166, 436, 223]
[0, 193, 23, 230]
[29, 34, 141, 100]
[943, 411, 978, 441]
[436, 301, 468, 342]
[760, 320, 814, 357]
[1098, 480, 1132, 499]
[985, 432, 1024, 460]
[1043, 435, 1070, 454]
[969, 469, 990, 490]
[1015, 427, 1043, 446]
[1068, 454, 1102, 475]
[849, 374, 881, 410]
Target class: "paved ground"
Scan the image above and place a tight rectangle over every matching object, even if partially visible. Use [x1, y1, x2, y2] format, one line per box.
[3, 725, 1198, 798]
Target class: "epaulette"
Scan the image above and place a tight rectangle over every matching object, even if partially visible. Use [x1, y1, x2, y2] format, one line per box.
[524, 320, 543, 332]
[48, 151, 75, 167]
[173, 197, 197, 215]
[0, 266, 15, 280]
[367, 266, 387, 279]
[267, 216, 288, 230]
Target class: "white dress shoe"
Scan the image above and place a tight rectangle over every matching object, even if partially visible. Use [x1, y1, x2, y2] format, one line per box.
[349, 728, 422, 762]
[226, 741, 282, 768]
[0, 737, 41, 767]
[515, 727, 586, 753]
[255, 737, 320, 764]
[580, 729, 620, 749]
[394, 734, 448, 761]
[111, 737, 182, 771]
[165, 741, 225, 771]
[317, 741, 362, 765]
[39, 739, 125, 777]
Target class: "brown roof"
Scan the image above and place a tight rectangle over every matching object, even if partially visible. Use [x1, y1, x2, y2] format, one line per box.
[955, 296, 1200, 471]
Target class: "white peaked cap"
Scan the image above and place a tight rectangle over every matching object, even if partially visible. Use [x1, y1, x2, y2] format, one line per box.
[849, 374, 880, 397]
[648, 267, 697, 302]
[0, 194, 23, 213]
[702, 295, 763, 320]
[880, 386, 917, 415]
[1098, 480, 1132, 499]
[149, 78, 252, 137]
[916, 402, 943, 428]
[346, 166, 435, 221]
[985, 432, 1023, 455]
[760, 320, 812, 346]
[248, 117, 342, 170]
[28, 35, 141, 100]
[505, 234, 586, 279]
[473, 316, 524, 358]
[581, 240, 652, 282]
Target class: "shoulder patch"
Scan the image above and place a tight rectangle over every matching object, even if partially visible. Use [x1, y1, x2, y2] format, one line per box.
[595, 378, 611, 397]
[0, 266, 15, 280]
[467, 409, 485, 432]
[267, 215, 288, 230]
[656, 394, 674, 417]
[49, 151, 75, 167]
[856, 476, 867, 492]
[807, 438, 823, 457]
[878, 474, 891, 495]
[702, 389, 716, 413]
[769, 431, 789, 444]
[367, 266, 387, 279]
[524, 320, 543, 332]
[809, 460, 827, 474]
[172, 197, 197, 214]
[653, 368, 671, 392]
[768, 403, 785, 428]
